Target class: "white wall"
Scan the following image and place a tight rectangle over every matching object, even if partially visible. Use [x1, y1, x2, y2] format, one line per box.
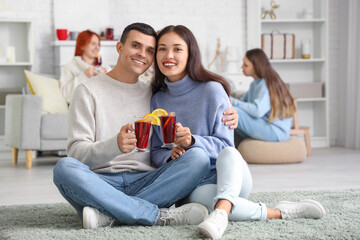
[0, 0, 345, 146]
[0, 0, 246, 74]
[107, 0, 246, 68]
[328, 0, 341, 145]
[0, 0, 54, 74]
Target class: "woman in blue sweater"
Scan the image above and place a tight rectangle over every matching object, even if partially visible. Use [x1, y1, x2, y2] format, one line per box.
[232, 48, 296, 142]
[151, 25, 325, 239]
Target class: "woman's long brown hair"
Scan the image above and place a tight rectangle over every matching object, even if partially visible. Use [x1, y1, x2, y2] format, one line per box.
[246, 48, 296, 122]
[152, 25, 231, 96]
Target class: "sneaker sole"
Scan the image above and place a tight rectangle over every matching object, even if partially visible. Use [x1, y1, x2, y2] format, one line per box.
[83, 206, 94, 229]
[277, 199, 326, 218]
[198, 222, 219, 240]
[188, 203, 209, 225]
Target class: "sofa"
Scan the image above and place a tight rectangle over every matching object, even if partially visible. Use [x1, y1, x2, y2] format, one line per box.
[5, 70, 69, 169]
[5, 94, 67, 168]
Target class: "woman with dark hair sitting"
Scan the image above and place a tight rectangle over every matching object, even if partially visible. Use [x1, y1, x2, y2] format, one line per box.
[151, 25, 326, 239]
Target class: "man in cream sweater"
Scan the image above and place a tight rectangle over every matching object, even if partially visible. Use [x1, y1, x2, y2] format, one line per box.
[52, 23, 214, 229]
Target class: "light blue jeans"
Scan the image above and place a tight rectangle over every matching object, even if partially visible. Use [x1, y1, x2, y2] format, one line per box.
[53, 147, 210, 226]
[235, 108, 278, 142]
[183, 147, 267, 221]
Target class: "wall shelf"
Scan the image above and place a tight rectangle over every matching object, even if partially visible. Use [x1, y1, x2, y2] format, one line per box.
[270, 58, 326, 63]
[51, 40, 118, 76]
[246, 0, 329, 147]
[0, 19, 34, 141]
[261, 19, 326, 23]
[0, 62, 33, 66]
[297, 97, 326, 102]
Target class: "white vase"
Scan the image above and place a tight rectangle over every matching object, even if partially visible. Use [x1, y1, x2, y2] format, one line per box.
[301, 39, 311, 59]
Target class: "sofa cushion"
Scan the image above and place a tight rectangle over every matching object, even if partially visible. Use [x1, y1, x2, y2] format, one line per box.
[24, 70, 68, 114]
[237, 137, 306, 164]
[41, 114, 68, 139]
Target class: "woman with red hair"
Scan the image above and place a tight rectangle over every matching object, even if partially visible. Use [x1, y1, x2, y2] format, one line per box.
[60, 30, 108, 103]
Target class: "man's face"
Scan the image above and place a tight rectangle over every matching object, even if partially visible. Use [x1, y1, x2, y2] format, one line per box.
[118, 30, 156, 77]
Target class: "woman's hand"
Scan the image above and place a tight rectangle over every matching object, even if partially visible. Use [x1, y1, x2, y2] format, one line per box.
[222, 98, 238, 129]
[171, 145, 186, 160]
[84, 66, 98, 77]
[175, 122, 194, 148]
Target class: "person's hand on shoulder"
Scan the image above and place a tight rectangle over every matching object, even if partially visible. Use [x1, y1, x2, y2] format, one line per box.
[84, 66, 98, 77]
[222, 98, 238, 129]
[117, 123, 136, 153]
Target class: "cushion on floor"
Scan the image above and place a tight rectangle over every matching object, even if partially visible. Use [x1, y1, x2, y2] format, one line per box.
[237, 136, 306, 164]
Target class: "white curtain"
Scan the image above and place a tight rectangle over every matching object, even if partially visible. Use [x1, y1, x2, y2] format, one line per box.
[344, 0, 360, 149]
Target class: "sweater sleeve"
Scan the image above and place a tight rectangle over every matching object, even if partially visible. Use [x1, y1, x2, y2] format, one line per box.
[231, 95, 244, 107]
[240, 90, 249, 101]
[60, 62, 89, 103]
[191, 89, 234, 160]
[231, 80, 271, 118]
[66, 85, 122, 168]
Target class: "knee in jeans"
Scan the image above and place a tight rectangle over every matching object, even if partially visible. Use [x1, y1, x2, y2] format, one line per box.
[217, 147, 244, 168]
[185, 147, 210, 170]
[188, 184, 217, 212]
[53, 157, 80, 182]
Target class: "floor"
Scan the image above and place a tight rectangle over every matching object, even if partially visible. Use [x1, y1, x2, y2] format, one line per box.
[0, 147, 359, 206]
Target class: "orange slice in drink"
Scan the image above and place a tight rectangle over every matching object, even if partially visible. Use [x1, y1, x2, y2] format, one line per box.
[151, 108, 168, 117]
[163, 112, 174, 129]
[142, 114, 161, 126]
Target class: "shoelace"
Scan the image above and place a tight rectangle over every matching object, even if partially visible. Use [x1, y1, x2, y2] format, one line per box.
[109, 220, 116, 227]
[95, 211, 116, 227]
[160, 209, 191, 226]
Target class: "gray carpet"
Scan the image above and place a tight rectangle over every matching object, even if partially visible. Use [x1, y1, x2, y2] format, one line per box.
[1, 190, 359, 240]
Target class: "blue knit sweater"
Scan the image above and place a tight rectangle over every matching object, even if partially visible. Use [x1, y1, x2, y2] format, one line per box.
[231, 78, 292, 141]
[151, 75, 234, 171]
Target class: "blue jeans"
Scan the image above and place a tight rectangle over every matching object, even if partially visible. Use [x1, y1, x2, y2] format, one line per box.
[183, 147, 267, 221]
[53, 147, 210, 226]
[235, 108, 278, 142]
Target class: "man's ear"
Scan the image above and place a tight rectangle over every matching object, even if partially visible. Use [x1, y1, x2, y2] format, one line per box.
[116, 42, 123, 54]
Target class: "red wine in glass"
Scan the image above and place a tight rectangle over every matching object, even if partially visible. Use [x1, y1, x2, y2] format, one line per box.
[135, 120, 151, 152]
[160, 113, 176, 147]
[94, 55, 102, 67]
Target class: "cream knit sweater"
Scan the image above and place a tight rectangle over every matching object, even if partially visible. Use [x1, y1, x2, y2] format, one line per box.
[67, 73, 155, 173]
[60, 56, 110, 103]
[60, 56, 90, 104]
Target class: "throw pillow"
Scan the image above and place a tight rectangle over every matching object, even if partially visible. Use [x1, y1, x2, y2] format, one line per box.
[24, 70, 68, 114]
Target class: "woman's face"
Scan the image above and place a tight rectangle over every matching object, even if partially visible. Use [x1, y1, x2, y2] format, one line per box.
[156, 32, 189, 82]
[241, 56, 258, 79]
[82, 35, 100, 59]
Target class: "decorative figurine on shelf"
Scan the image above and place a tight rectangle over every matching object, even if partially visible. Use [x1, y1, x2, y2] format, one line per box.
[261, 1, 279, 19]
[207, 38, 224, 73]
[99, 31, 107, 40]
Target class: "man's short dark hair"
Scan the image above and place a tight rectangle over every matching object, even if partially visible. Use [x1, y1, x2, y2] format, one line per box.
[120, 23, 157, 44]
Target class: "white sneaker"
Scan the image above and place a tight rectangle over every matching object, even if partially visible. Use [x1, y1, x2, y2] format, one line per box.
[158, 203, 209, 226]
[82, 206, 116, 229]
[275, 199, 326, 219]
[198, 209, 228, 240]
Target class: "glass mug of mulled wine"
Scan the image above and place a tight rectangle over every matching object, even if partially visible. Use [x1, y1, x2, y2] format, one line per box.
[160, 112, 176, 148]
[134, 118, 151, 152]
[93, 54, 102, 73]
